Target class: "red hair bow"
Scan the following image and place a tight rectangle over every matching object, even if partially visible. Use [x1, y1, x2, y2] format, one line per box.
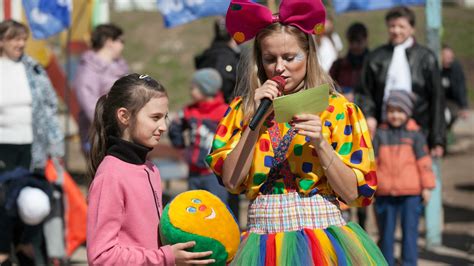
[226, 0, 326, 44]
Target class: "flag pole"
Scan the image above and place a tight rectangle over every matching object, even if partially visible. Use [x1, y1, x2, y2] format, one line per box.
[424, 0, 443, 247]
[426, 0, 442, 58]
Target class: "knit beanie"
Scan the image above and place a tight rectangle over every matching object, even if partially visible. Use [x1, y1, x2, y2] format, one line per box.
[386, 90, 416, 117]
[192, 68, 222, 97]
[17, 186, 51, 225]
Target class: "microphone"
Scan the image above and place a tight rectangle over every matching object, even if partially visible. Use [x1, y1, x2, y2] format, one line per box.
[249, 76, 286, 130]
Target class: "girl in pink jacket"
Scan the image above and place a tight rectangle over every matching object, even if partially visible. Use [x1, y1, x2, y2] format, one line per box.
[86, 74, 215, 265]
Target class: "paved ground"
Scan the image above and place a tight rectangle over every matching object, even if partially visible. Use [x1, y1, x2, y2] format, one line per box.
[67, 112, 474, 265]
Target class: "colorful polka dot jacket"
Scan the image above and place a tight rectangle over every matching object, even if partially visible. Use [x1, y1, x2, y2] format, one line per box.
[206, 93, 377, 207]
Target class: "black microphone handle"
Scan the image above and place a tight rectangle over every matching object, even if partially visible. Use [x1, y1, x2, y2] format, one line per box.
[249, 98, 272, 130]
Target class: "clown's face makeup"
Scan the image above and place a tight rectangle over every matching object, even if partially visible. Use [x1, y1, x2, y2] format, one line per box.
[260, 31, 307, 94]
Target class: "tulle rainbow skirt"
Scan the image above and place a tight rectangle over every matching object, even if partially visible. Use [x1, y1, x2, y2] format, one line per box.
[230, 192, 387, 266]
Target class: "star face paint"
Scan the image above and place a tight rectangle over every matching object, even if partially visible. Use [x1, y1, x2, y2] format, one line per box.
[294, 52, 305, 62]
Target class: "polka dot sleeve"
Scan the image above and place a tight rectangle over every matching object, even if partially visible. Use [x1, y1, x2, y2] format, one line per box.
[206, 97, 246, 194]
[329, 101, 377, 207]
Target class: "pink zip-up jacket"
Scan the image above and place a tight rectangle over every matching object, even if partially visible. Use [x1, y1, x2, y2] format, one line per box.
[87, 155, 175, 265]
[73, 50, 129, 151]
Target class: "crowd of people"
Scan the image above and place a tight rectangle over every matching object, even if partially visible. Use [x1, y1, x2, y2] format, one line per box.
[0, 0, 470, 265]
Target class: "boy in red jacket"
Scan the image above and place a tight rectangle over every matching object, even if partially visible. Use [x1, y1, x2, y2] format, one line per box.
[373, 90, 436, 265]
[169, 68, 229, 204]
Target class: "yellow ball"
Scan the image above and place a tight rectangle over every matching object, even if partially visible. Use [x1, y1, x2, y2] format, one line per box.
[161, 190, 240, 264]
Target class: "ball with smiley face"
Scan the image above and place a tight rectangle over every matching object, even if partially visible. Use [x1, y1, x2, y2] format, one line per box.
[159, 190, 240, 265]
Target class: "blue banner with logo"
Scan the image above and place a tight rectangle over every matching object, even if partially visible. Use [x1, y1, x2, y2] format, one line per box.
[22, 0, 71, 39]
[333, 0, 425, 14]
[157, 0, 231, 28]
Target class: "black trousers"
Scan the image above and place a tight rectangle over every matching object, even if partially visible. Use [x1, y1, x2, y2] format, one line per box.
[0, 144, 45, 265]
[0, 144, 32, 174]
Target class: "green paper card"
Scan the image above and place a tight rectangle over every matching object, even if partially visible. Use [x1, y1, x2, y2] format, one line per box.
[273, 84, 329, 123]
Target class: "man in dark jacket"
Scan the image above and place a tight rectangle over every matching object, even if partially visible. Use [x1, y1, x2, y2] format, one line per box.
[355, 6, 445, 249]
[330, 22, 369, 229]
[195, 17, 241, 104]
[330, 22, 369, 103]
[441, 45, 469, 130]
[356, 7, 445, 151]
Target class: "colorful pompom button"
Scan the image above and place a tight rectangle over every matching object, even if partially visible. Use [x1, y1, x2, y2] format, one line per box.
[314, 23, 324, 35]
[233, 32, 246, 43]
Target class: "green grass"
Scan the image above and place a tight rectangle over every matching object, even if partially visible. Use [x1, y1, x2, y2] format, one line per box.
[111, 5, 473, 110]
[111, 11, 215, 110]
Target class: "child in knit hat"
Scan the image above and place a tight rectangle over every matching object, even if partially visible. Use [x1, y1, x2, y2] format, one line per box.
[190, 68, 223, 100]
[373, 90, 436, 265]
[168, 68, 230, 204]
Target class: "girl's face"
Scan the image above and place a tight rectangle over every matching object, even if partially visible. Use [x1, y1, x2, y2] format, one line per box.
[128, 96, 169, 148]
[260, 31, 307, 94]
[386, 105, 408, 127]
[0, 33, 27, 61]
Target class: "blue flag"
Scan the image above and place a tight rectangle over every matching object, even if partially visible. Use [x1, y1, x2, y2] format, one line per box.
[157, 0, 231, 28]
[333, 0, 425, 14]
[22, 0, 72, 39]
